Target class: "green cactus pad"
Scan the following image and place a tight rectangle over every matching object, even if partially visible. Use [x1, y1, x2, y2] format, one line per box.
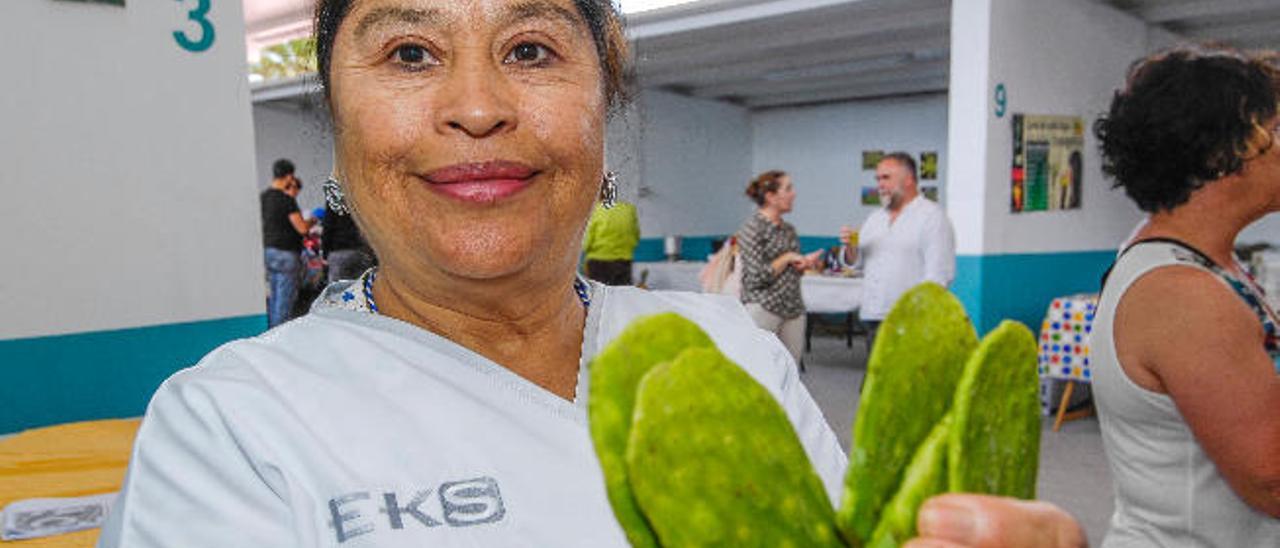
[867, 415, 951, 548]
[838, 283, 977, 545]
[948, 320, 1041, 499]
[588, 313, 716, 548]
[626, 347, 844, 547]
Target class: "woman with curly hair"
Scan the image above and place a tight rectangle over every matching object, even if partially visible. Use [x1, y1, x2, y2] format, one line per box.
[1092, 45, 1280, 546]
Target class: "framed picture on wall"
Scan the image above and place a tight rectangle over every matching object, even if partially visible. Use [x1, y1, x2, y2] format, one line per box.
[860, 186, 880, 206]
[861, 150, 884, 170]
[921, 186, 939, 202]
[1011, 114, 1084, 213]
[920, 151, 938, 179]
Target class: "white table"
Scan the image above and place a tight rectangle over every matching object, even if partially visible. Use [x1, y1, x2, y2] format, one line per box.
[633, 261, 706, 292]
[632, 262, 863, 312]
[631, 262, 865, 364]
[800, 274, 862, 313]
[799, 274, 864, 356]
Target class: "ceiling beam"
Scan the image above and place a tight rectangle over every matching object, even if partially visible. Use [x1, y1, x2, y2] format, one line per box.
[250, 74, 319, 104]
[246, 5, 315, 36]
[637, 31, 949, 88]
[743, 74, 948, 108]
[1137, 0, 1280, 23]
[1181, 19, 1280, 43]
[691, 59, 949, 99]
[626, 0, 910, 40]
[1229, 34, 1280, 50]
[634, 5, 949, 78]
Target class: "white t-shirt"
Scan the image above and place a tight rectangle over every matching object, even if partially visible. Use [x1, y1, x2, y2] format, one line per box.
[850, 196, 956, 321]
[98, 279, 847, 547]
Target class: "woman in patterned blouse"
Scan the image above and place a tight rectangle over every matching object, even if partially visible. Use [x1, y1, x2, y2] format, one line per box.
[737, 170, 823, 364]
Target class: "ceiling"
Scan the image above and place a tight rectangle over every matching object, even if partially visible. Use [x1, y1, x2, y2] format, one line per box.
[1101, 0, 1280, 52]
[245, 0, 1280, 109]
[625, 0, 951, 109]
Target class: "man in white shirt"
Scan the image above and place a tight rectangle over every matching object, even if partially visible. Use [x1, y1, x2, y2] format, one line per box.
[841, 152, 956, 347]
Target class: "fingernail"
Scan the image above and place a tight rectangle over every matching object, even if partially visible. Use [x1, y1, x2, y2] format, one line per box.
[918, 499, 976, 542]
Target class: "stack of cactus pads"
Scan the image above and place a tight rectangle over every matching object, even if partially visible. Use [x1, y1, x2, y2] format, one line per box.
[588, 283, 1041, 547]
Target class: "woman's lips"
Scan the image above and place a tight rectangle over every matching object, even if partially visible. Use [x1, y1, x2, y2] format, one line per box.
[421, 161, 538, 203]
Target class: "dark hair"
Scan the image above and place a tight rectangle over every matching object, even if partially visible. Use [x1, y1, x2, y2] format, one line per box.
[745, 170, 787, 206]
[880, 151, 917, 181]
[313, 0, 631, 112]
[1095, 45, 1280, 213]
[272, 158, 296, 179]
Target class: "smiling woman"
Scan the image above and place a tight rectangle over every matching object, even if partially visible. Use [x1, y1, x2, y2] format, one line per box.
[97, 1, 1083, 546]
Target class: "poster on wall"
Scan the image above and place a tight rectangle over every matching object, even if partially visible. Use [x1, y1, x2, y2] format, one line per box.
[860, 186, 880, 206]
[1010, 114, 1084, 213]
[861, 150, 884, 170]
[920, 151, 938, 180]
[921, 186, 939, 202]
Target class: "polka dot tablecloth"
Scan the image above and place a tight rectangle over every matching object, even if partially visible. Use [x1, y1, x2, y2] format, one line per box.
[1037, 293, 1098, 415]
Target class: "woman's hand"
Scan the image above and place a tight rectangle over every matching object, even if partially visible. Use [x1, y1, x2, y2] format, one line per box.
[800, 250, 824, 271]
[771, 251, 805, 274]
[906, 494, 1086, 548]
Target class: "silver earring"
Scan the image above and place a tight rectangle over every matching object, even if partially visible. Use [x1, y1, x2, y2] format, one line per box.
[600, 171, 618, 209]
[324, 176, 350, 216]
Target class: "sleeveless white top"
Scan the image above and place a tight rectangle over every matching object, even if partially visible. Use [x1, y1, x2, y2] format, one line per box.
[1093, 241, 1280, 547]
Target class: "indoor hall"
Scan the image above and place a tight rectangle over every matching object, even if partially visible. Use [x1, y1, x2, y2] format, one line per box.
[3, 0, 1279, 546]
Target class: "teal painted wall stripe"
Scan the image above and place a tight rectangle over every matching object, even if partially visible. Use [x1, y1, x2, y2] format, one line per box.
[634, 238, 665, 262]
[630, 240, 1113, 336]
[1, 314, 266, 434]
[797, 236, 841, 253]
[953, 255, 985, 332]
[954, 250, 1116, 334]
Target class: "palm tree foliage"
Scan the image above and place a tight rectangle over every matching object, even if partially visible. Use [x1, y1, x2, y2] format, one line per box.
[250, 37, 317, 81]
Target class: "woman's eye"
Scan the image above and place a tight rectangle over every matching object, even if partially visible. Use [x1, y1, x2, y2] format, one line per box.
[506, 42, 551, 64]
[392, 44, 433, 67]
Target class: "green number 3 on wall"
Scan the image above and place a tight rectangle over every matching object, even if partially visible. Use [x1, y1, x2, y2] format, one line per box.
[174, 0, 215, 53]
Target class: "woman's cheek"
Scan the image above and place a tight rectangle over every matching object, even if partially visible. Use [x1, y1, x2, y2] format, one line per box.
[526, 84, 605, 149]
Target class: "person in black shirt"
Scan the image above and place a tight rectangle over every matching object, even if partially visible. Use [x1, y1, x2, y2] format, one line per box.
[261, 159, 314, 327]
[321, 201, 375, 282]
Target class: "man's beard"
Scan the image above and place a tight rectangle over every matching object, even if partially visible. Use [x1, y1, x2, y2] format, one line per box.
[880, 191, 898, 209]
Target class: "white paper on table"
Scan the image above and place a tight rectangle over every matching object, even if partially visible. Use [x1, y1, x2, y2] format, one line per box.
[1, 492, 117, 540]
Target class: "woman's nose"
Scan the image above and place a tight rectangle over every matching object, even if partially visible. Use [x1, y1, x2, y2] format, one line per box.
[434, 52, 517, 139]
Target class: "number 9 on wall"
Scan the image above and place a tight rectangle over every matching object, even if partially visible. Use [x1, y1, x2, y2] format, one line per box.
[994, 83, 1007, 119]
[174, 0, 215, 53]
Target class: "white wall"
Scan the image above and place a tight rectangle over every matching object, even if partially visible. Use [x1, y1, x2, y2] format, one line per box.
[946, 0, 992, 255]
[949, 1, 1274, 254]
[970, 0, 1163, 255]
[751, 94, 949, 236]
[629, 89, 754, 237]
[1241, 216, 1280, 246]
[1, 0, 261, 339]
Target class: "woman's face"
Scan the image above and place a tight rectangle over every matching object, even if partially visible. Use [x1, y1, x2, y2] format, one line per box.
[1241, 115, 1280, 211]
[328, 0, 606, 283]
[1263, 118, 1280, 209]
[765, 175, 796, 214]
